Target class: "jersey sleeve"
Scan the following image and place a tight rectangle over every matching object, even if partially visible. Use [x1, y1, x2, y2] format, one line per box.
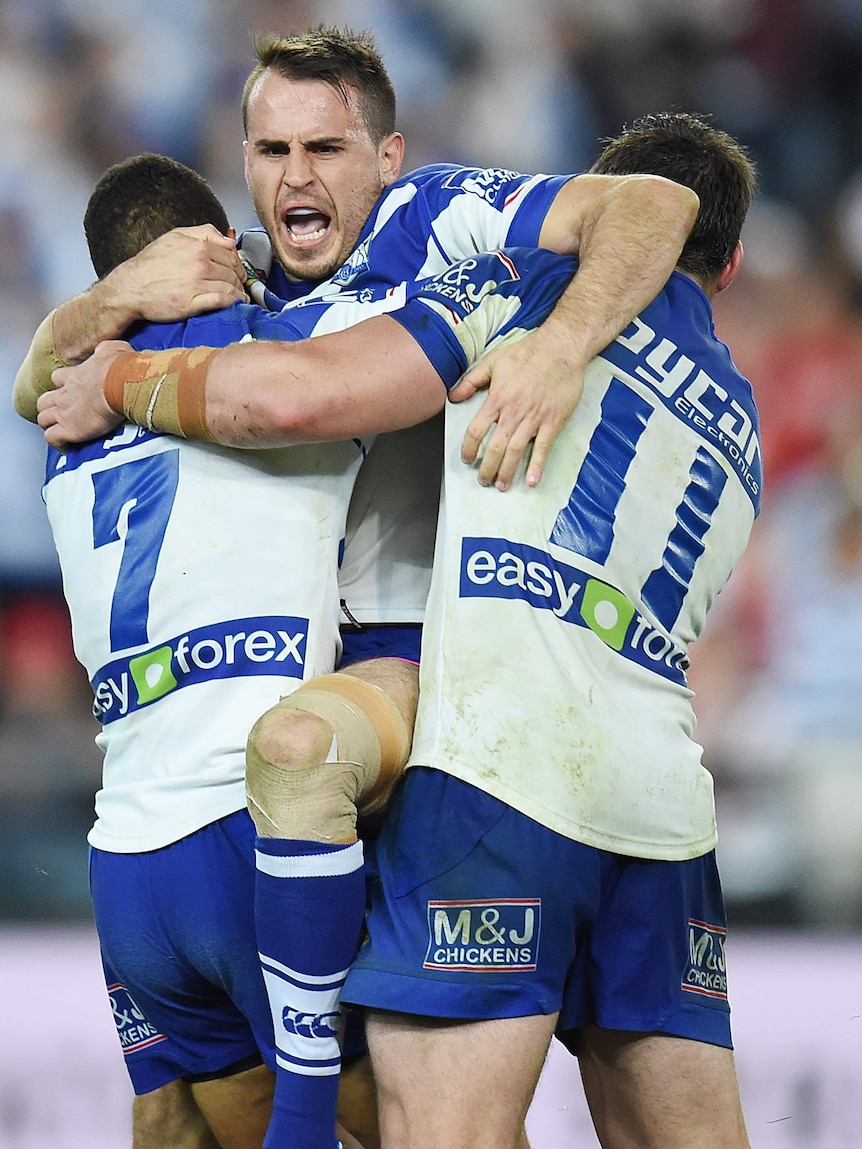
[418, 166, 574, 261]
[390, 248, 576, 389]
[502, 174, 571, 247]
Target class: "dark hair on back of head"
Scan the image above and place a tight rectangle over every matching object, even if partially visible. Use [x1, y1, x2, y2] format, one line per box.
[591, 112, 757, 283]
[242, 25, 396, 143]
[84, 153, 230, 278]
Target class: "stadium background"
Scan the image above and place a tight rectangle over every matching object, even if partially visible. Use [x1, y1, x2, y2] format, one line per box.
[1, 0, 861, 1144]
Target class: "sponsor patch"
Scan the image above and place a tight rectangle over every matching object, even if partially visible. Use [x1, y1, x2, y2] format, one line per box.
[682, 919, 728, 1002]
[92, 614, 308, 723]
[282, 1007, 340, 1040]
[460, 536, 688, 684]
[424, 898, 540, 972]
[415, 252, 520, 322]
[107, 982, 167, 1056]
[441, 167, 524, 205]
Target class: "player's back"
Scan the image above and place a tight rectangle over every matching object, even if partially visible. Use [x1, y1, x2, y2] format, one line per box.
[45, 304, 366, 854]
[410, 269, 762, 862]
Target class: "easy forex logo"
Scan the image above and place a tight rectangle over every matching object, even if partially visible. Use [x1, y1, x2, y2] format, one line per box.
[460, 538, 689, 685]
[92, 615, 307, 723]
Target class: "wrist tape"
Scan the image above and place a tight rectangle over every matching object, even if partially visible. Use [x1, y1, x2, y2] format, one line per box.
[103, 346, 220, 439]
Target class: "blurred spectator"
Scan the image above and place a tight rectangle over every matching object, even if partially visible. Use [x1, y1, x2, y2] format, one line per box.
[689, 383, 862, 928]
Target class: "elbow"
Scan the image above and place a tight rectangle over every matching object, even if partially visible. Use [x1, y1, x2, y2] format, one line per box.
[249, 393, 318, 446]
[653, 175, 700, 232]
[679, 184, 701, 231]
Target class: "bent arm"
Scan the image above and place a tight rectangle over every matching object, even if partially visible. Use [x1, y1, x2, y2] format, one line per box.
[536, 172, 699, 360]
[13, 226, 247, 421]
[12, 311, 68, 422]
[453, 173, 699, 488]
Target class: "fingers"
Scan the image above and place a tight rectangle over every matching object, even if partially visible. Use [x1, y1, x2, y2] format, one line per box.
[36, 398, 64, 448]
[524, 424, 561, 489]
[475, 421, 535, 491]
[460, 395, 500, 465]
[461, 398, 570, 490]
[449, 359, 492, 405]
[185, 286, 249, 315]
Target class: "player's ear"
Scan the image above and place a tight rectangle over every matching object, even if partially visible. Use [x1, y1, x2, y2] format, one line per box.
[716, 242, 743, 293]
[379, 132, 405, 187]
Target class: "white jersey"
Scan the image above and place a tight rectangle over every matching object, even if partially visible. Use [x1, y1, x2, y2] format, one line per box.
[242, 163, 571, 626]
[45, 429, 363, 853]
[391, 250, 762, 860]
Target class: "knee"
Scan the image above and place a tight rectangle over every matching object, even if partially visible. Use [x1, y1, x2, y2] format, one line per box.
[248, 702, 334, 775]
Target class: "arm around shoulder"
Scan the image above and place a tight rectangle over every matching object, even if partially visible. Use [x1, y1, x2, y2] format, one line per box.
[538, 172, 699, 258]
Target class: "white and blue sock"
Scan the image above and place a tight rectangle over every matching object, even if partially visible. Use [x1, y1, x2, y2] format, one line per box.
[255, 837, 366, 1149]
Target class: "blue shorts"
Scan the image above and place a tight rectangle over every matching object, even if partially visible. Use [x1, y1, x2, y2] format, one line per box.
[342, 768, 733, 1050]
[91, 809, 368, 1094]
[339, 623, 422, 668]
[89, 809, 275, 1094]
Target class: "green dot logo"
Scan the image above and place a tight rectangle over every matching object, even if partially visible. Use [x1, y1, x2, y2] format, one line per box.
[581, 579, 635, 651]
[129, 646, 177, 705]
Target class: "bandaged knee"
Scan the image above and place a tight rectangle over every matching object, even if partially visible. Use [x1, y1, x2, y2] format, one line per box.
[246, 674, 411, 843]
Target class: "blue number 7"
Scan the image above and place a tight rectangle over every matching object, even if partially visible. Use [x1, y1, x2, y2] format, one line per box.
[91, 451, 180, 652]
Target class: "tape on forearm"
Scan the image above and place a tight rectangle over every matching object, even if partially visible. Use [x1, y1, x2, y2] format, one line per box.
[12, 311, 70, 422]
[103, 346, 220, 439]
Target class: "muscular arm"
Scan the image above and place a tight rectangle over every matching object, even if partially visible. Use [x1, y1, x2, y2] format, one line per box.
[12, 226, 246, 421]
[454, 173, 700, 486]
[196, 317, 446, 444]
[38, 315, 446, 449]
[536, 173, 699, 359]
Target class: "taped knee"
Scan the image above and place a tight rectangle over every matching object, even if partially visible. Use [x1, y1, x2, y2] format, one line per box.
[246, 674, 411, 843]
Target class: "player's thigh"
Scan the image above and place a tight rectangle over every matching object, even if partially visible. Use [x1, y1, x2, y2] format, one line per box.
[190, 1062, 274, 1149]
[132, 1080, 219, 1149]
[338, 656, 419, 732]
[366, 1009, 555, 1149]
[578, 1027, 750, 1149]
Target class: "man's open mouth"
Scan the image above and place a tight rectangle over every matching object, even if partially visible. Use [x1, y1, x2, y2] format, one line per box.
[283, 207, 330, 243]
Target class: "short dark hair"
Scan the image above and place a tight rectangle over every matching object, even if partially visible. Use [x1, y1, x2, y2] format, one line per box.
[591, 112, 757, 283]
[242, 26, 396, 144]
[84, 153, 230, 278]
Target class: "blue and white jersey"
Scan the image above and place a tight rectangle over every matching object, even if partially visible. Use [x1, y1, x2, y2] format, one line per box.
[391, 249, 762, 860]
[241, 162, 571, 623]
[45, 304, 367, 852]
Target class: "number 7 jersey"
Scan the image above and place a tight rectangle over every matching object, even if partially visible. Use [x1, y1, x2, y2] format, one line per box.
[45, 426, 363, 853]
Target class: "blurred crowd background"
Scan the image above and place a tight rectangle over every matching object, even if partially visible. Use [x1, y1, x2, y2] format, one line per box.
[3, 0, 862, 932]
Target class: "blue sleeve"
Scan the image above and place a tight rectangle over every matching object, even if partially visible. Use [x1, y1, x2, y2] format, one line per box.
[504, 174, 572, 247]
[389, 247, 577, 392]
[129, 302, 266, 352]
[387, 300, 469, 391]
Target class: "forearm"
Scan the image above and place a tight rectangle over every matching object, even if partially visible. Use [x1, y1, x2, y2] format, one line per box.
[13, 312, 69, 422]
[52, 275, 143, 362]
[538, 174, 699, 366]
[100, 320, 443, 447]
[13, 280, 143, 423]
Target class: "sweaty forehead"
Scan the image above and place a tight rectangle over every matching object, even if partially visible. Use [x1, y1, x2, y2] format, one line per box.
[246, 72, 368, 141]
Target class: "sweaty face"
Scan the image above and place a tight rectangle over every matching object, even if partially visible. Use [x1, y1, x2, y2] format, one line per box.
[243, 72, 403, 283]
